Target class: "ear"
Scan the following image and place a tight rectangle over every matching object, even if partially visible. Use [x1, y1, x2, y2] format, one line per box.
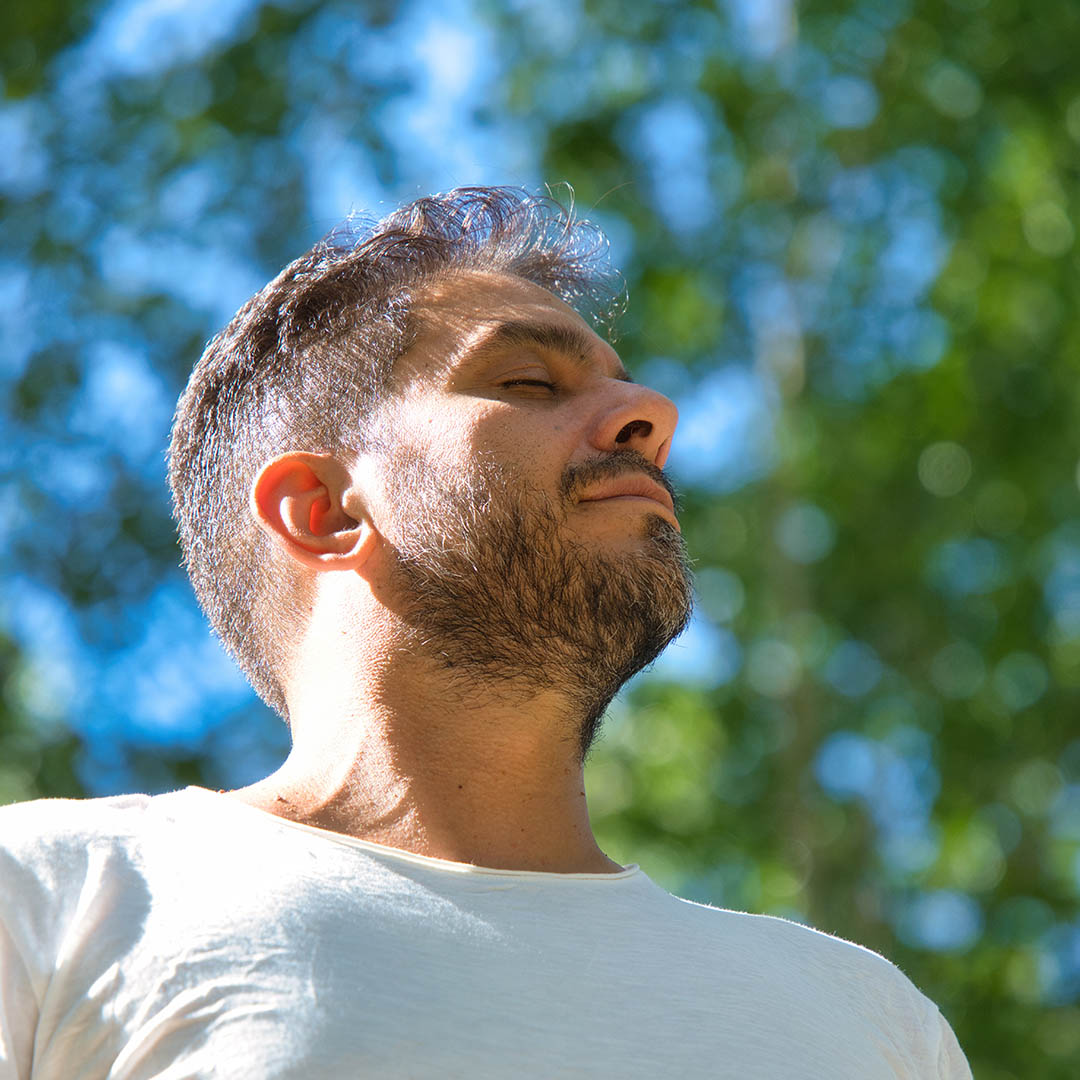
[251, 452, 377, 572]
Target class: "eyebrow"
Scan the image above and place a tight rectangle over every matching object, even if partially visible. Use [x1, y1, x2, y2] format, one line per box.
[462, 319, 635, 383]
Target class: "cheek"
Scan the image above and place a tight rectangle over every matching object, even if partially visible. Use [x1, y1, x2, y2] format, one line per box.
[391, 400, 478, 473]
[395, 393, 585, 492]
[468, 411, 578, 487]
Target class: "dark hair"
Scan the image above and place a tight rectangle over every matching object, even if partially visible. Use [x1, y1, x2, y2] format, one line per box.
[167, 186, 620, 718]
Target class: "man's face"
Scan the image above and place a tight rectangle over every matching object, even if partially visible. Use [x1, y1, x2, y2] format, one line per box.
[362, 272, 693, 751]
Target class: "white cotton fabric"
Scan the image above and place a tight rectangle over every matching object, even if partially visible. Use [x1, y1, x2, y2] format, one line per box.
[0, 787, 971, 1079]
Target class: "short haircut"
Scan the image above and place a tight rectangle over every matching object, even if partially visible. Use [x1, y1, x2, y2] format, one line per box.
[167, 186, 620, 718]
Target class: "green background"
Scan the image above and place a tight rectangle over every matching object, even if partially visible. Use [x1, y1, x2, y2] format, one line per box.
[3, 1, 1079, 1074]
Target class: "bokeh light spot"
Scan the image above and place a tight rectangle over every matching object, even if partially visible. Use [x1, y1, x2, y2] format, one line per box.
[992, 652, 1049, 712]
[896, 890, 983, 952]
[822, 640, 883, 698]
[774, 501, 836, 564]
[918, 441, 972, 497]
[746, 639, 802, 697]
[695, 566, 746, 623]
[922, 61, 983, 120]
[930, 640, 986, 698]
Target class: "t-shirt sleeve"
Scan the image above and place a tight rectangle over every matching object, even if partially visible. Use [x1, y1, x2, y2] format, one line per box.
[883, 963, 972, 1079]
[0, 799, 96, 1080]
[0, 815, 47, 1080]
[932, 1006, 973, 1080]
[0, 914, 36, 1080]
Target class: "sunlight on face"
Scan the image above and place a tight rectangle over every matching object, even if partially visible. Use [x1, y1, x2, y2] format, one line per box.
[363, 273, 693, 753]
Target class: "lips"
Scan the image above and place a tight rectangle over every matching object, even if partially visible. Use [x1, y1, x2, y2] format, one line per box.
[578, 473, 677, 519]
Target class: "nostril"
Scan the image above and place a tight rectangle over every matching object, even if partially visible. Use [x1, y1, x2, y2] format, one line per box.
[615, 420, 652, 443]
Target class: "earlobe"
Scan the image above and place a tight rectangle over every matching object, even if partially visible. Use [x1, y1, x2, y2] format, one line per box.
[251, 453, 377, 572]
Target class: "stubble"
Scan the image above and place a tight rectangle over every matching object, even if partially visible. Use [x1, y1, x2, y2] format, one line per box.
[383, 447, 694, 755]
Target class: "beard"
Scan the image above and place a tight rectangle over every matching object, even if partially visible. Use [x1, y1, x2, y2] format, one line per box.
[382, 446, 694, 755]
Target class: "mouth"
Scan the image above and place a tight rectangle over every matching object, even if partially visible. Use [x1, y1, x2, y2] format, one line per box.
[578, 474, 679, 525]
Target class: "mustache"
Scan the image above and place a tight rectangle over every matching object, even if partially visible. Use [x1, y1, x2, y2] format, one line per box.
[559, 450, 681, 514]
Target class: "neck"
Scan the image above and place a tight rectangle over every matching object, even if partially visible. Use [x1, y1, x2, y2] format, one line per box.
[229, 608, 621, 874]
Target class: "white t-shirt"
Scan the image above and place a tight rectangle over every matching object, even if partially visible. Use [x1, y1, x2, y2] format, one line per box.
[0, 788, 970, 1079]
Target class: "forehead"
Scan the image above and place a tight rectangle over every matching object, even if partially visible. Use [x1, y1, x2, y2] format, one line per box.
[416, 270, 584, 327]
[403, 271, 627, 382]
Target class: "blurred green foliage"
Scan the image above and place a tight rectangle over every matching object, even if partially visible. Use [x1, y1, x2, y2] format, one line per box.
[2, 0, 1079, 1075]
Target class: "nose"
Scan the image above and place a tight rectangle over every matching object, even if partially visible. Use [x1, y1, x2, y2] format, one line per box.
[588, 383, 679, 468]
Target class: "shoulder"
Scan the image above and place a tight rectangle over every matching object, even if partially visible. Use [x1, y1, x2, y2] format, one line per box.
[0, 793, 160, 912]
[678, 894, 967, 1062]
[654, 891, 971, 1075]
[0, 791, 155, 830]
[647, 886, 928, 1015]
[671, 891, 911, 983]
[0, 793, 162, 983]
[0, 792, 155, 860]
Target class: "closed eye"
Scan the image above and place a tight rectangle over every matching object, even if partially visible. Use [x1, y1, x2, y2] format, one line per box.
[501, 379, 558, 392]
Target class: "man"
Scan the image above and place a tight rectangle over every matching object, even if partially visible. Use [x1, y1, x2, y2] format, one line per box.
[0, 187, 970, 1077]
